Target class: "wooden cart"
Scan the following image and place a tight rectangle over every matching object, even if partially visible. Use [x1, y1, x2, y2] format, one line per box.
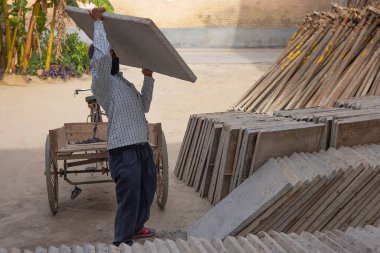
[45, 122, 168, 215]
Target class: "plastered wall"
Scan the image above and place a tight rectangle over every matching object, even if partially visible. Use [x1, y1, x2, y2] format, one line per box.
[110, 0, 331, 28]
[75, 0, 332, 47]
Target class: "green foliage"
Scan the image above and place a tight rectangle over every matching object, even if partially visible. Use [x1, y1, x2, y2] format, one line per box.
[8, 0, 30, 27]
[66, 0, 79, 7]
[36, 7, 47, 34]
[26, 31, 49, 75]
[91, 0, 114, 12]
[2, 0, 111, 78]
[7, 0, 31, 74]
[27, 32, 90, 77]
[61, 32, 90, 75]
[27, 49, 46, 75]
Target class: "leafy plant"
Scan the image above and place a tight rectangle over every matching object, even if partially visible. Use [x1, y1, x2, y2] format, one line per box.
[5, 0, 31, 73]
[26, 30, 49, 75]
[61, 32, 90, 75]
[27, 31, 89, 78]
[1, 0, 113, 79]
[0, 68, 4, 80]
[46, 64, 76, 79]
[36, 5, 48, 33]
[27, 49, 47, 75]
[90, 0, 114, 12]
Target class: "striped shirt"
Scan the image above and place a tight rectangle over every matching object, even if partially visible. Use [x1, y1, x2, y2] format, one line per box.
[91, 21, 154, 150]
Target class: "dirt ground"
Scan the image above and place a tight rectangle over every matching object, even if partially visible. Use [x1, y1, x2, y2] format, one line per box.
[0, 49, 280, 249]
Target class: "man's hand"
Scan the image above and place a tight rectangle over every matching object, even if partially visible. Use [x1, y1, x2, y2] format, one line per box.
[89, 7, 105, 21]
[142, 69, 153, 77]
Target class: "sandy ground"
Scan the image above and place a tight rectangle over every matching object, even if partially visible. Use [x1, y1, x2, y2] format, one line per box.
[0, 49, 279, 249]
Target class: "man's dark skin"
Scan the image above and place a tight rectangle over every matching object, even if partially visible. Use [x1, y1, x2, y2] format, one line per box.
[89, 8, 153, 78]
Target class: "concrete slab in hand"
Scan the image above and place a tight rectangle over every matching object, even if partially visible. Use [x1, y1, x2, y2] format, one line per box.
[187, 159, 299, 239]
[66, 6, 197, 83]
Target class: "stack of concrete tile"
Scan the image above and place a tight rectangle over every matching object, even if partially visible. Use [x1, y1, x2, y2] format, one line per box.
[188, 144, 380, 239]
[2, 225, 380, 253]
[274, 106, 380, 149]
[334, 95, 380, 110]
[174, 112, 325, 205]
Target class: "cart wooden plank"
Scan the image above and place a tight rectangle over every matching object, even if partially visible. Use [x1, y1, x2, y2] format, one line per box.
[64, 122, 107, 144]
[57, 152, 108, 160]
[57, 143, 107, 154]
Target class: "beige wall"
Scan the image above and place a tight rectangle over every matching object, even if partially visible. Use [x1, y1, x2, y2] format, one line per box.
[110, 0, 331, 28]
[66, 0, 332, 47]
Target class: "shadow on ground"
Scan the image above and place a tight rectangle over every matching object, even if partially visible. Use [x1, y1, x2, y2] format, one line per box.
[0, 142, 210, 249]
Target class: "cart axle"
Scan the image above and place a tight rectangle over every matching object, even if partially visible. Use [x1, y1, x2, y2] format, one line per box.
[59, 167, 109, 176]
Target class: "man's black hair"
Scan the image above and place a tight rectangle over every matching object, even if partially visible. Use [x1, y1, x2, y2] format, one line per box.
[88, 44, 95, 60]
[89, 44, 119, 75]
[111, 57, 119, 75]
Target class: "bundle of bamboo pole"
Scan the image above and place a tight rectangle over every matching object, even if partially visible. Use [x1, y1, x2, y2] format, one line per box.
[341, 0, 379, 8]
[234, 3, 380, 114]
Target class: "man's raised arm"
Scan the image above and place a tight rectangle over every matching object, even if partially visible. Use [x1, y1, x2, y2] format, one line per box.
[141, 69, 155, 113]
[89, 8, 111, 111]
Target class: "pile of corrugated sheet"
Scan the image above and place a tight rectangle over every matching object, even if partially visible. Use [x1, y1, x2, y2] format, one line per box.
[2, 225, 379, 253]
[188, 144, 380, 240]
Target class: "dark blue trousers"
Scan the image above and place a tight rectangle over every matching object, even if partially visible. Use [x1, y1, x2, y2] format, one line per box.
[108, 142, 156, 246]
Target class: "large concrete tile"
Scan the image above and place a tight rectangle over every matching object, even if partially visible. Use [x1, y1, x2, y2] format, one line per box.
[66, 7, 197, 83]
[187, 159, 299, 239]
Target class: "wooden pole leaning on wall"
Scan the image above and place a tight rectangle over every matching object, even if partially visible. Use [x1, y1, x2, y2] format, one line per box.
[234, 2, 380, 114]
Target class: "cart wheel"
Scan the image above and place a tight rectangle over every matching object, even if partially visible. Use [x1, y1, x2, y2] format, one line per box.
[156, 132, 169, 209]
[45, 134, 59, 215]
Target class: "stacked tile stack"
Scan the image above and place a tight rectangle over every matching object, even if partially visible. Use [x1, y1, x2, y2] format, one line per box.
[2, 225, 380, 253]
[334, 95, 380, 109]
[175, 98, 380, 205]
[274, 102, 380, 149]
[188, 144, 380, 239]
[174, 112, 325, 205]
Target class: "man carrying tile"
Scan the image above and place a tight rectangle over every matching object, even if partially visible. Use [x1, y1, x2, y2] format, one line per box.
[88, 7, 157, 246]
